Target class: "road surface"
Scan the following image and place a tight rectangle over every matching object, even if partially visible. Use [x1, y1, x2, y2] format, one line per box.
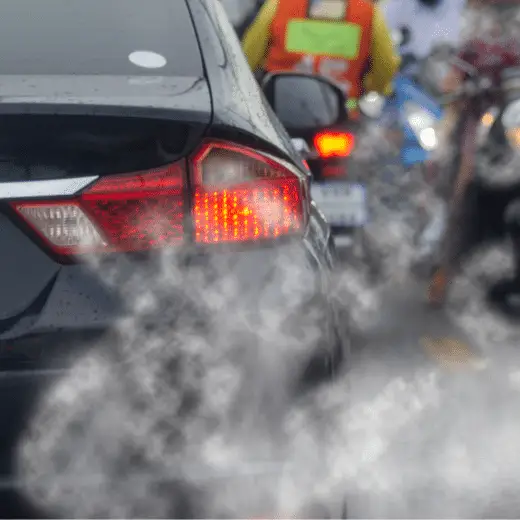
[341, 269, 520, 519]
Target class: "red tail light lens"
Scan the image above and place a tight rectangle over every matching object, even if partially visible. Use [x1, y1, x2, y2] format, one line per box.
[314, 131, 355, 158]
[192, 141, 306, 244]
[10, 141, 308, 257]
[11, 163, 185, 255]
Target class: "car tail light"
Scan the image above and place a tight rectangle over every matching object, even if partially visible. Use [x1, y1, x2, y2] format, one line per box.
[314, 131, 355, 158]
[10, 141, 307, 258]
[11, 164, 185, 255]
[192, 141, 306, 244]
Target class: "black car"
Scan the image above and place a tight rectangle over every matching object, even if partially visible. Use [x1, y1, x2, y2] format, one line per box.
[0, 0, 349, 517]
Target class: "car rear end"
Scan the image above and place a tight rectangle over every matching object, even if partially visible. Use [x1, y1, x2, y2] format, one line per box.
[0, 1, 337, 517]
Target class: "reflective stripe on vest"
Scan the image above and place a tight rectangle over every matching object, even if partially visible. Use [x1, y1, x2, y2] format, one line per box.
[264, 0, 373, 99]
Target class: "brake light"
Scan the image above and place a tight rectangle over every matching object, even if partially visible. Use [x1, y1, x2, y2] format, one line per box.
[11, 164, 185, 255]
[314, 131, 355, 158]
[192, 141, 306, 244]
[10, 141, 307, 258]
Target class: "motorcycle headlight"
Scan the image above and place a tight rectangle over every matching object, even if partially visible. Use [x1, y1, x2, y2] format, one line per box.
[403, 102, 439, 151]
[502, 99, 520, 150]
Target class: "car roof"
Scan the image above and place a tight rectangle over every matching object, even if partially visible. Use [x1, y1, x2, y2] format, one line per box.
[0, 0, 203, 77]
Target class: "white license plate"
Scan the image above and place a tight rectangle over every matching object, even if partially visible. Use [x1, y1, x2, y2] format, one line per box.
[311, 182, 367, 227]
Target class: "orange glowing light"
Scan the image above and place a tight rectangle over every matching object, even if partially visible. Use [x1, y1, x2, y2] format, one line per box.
[314, 131, 355, 158]
[481, 112, 495, 128]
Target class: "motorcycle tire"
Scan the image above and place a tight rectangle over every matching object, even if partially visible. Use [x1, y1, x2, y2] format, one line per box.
[486, 277, 520, 320]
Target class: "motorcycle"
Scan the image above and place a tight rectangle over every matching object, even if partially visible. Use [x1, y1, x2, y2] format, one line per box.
[423, 51, 520, 317]
[261, 71, 370, 257]
[299, 122, 368, 252]
[359, 27, 443, 170]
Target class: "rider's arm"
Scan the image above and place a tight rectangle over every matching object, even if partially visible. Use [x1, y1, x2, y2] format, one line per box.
[363, 4, 401, 96]
[241, 0, 278, 73]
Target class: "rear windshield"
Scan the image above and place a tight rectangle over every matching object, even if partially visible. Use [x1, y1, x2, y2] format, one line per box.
[0, 0, 203, 77]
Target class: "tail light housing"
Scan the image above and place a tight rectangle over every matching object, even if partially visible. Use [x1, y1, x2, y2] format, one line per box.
[10, 140, 308, 258]
[11, 164, 185, 256]
[314, 131, 355, 158]
[192, 141, 306, 244]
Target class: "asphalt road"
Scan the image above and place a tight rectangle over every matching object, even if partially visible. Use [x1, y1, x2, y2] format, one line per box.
[342, 273, 520, 519]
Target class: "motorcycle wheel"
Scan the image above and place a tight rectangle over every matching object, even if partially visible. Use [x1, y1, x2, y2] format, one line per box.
[486, 278, 520, 320]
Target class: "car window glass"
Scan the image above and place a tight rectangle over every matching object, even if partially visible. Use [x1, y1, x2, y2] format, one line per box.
[0, 0, 203, 76]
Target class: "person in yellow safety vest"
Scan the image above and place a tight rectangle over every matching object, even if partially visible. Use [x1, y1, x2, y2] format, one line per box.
[241, 0, 401, 116]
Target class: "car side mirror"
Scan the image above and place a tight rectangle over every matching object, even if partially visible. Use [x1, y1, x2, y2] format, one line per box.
[261, 72, 348, 134]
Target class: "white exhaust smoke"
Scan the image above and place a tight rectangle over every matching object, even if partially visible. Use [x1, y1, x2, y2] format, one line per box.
[14, 7, 520, 517]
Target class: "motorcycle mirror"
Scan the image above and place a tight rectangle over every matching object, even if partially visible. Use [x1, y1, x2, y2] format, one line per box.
[392, 26, 411, 47]
[358, 92, 385, 119]
[261, 71, 348, 134]
[401, 26, 412, 46]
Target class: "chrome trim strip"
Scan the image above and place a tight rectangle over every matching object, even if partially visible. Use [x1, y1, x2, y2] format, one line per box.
[0, 176, 98, 200]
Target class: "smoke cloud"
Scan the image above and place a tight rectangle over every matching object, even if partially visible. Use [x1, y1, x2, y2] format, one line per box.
[13, 7, 520, 518]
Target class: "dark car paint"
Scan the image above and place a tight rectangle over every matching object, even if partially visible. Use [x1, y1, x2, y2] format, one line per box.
[187, 0, 334, 260]
[0, 75, 213, 335]
[0, 0, 203, 77]
[0, 0, 336, 341]
[0, 0, 340, 516]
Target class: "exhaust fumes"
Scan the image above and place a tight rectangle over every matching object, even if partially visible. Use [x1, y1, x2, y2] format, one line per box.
[14, 9, 520, 515]
[16, 243, 342, 518]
